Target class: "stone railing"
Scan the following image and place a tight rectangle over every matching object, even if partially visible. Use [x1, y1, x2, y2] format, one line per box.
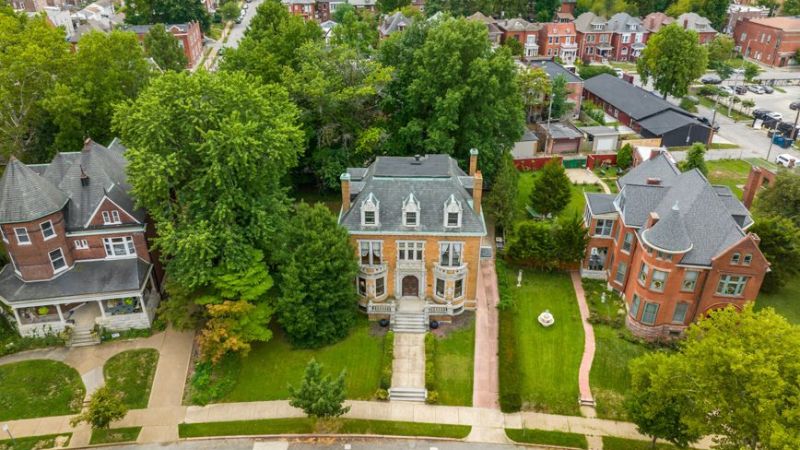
[360, 263, 388, 275]
[367, 301, 396, 315]
[433, 263, 468, 279]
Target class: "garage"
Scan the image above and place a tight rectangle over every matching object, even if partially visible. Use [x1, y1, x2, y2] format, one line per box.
[580, 126, 620, 153]
[542, 122, 583, 154]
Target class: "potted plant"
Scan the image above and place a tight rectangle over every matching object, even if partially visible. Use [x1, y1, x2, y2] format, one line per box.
[37, 306, 49, 316]
[123, 298, 134, 306]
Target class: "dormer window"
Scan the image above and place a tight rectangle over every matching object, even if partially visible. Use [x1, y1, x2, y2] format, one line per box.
[361, 193, 379, 227]
[444, 194, 462, 228]
[102, 210, 121, 225]
[403, 193, 420, 227]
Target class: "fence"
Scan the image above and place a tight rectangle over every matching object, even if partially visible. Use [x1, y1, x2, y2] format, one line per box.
[586, 154, 618, 170]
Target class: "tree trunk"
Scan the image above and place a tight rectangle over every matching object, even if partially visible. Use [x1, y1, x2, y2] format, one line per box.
[651, 435, 658, 450]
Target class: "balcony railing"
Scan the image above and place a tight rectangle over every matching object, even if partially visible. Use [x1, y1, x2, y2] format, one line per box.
[367, 301, 396, 314]
[434, 263, 468, 278]
[360, 263, 388, 275]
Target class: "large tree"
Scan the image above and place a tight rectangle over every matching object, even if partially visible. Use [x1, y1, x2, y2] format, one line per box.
[0, 7, 71, 161]
[144, 24, 188, 72]
[679, 143, 708, 175]
[485, 153, 519, 235]
[276, 203, 359, 348]
[379, 16, 524, 182]
[113, 71, 303, 289]
[220, 0, 322, 84]
[331, 9, 379, 55]
[45, 31, 151, 152]
[518, 67, 551, 123]
[530, 158, 571, 218]
[283, 42, 391, 189]
[548, 74, 572, 121]
[637, 23, 708, 100]
[124, 0, 210, 32]
[633, 306, 800, 450]
[750, 215, 800, 293]
[755, 171, 800, 228]
[706, 35, 734, 69]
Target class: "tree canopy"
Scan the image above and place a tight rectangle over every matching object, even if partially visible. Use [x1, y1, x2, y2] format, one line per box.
[637, 23, 708, 100]
[276, 203, 359, 348]
[679, 143, 708, 175]
[755, 171, 800, 228]
[518, 67, 551, 123]
[144, 24, 188, 72]
[124, 0, 211, 31]
[289, 359, 350, 419]
[530, 158, 571, 218]
[113, 70, 303, 289]
[379, 16, 524, 182]
[750, 214, 800, 293]
[485, 153, 519, 234]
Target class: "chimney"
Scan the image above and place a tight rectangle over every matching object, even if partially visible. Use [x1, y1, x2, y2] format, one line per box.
[82, 137, 93, 152]
[647, 211, 660, 227]
[340, 173, 351, 211]
[473, 170, 483, 215]
[646, 177, 661, 185]
[79, 165, 90, 187]
[469, 148, 479, 176]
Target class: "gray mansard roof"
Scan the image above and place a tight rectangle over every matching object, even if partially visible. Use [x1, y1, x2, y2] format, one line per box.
[339, 155, 486, 236]
[0, 258, 152, 305]
[611, 154, 753, 265]
[0, 138, 145, 230]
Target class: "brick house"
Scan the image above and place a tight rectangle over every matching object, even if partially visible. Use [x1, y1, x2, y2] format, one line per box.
[583, 74, 712, 147]
[642, 12, 673, 33]
[338, 152, 487, 332]
[607, 12, 647, 61]
[724, 4, 768, 35]
[538, 22, 578, 65]
[582, 152, 769, 339]
[467, 12, 503, 47]
[676, 13, 717, 43]
[574, 12, 614, 63]
[0, 139, 162, 339]
[283, 0, 316, 20]
[497, 18, 542, 60]
[129, 22, 204, 69]
[380, 11, 413, 38]
[734, 17, 800, 67]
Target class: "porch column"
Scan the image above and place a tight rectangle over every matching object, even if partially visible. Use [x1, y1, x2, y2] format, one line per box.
[148, 272, 157, 293]
[98, 300, 106, 318]
[11, 307, 21, 326]
[56, 304, 65, 323]
[138, 295, 147, 314]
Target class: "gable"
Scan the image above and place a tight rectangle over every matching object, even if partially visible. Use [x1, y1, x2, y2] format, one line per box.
[85, 197, 140, 228]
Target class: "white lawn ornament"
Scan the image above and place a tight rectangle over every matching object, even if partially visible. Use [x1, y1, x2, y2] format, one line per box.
[601, 292, 607, 304]
[538, 310, 555, 327]
[517, 270, 523, 287]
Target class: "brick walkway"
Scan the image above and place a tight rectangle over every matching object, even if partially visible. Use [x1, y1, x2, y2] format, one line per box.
[571, 271, 597, 418]
[472, 260, 500, 410]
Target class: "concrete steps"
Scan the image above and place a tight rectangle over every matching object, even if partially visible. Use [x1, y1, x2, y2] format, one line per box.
[579, 397, 596, 407]
[392, 312, 427, 333]
[69, 327, 100, 347]
[388, 387, 427, 402]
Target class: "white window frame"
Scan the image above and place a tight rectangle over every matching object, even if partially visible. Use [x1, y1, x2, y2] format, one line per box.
[743, 254, 752, 266]
[14, 227, 30, 245]
[614, 261, 627, 284]
[730, 252, 741, 264]
[435, 278, 446, 297]
[621, 232, 633, 253]
[103, 236, 136, 258]
[650, 269, 668, 292]
[74, 239, 89, 250]
[375, 276, 385, 297]
[0, 227, 7, 243]
[593, 219, 614, 236]
[443, 194, 462, 228]
[402, 193, 420, 227]
[49, 248, 67, 274]
[359, 240, 382, 266]
[40, 220, 55, 241]
[357, 276, 367, 296]
[439, 242, 464, 267]
[102, 210, 122, 225]
[397, 241, 424, 261]
[360, 193, 379, 227]
[638, 262, 648, 285]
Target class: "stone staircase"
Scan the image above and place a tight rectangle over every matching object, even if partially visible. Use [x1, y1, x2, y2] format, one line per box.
[388, 387, 427, 402]
[392, 311, 427, 333]
[68, 326, 100, 347]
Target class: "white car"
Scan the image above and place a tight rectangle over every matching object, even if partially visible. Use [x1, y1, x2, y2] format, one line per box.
[776, 154, 799, 168]
[614, 68, 624, 78]
[718, 85, 735, 96]
[766, 112, 784, 121]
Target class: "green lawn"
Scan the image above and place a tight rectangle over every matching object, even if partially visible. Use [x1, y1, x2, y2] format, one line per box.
[179, 418, 471, 439]
[706, 159, 753, 199]
[497, 266, 583, 415]
[0, 360, 85, 421]
[756, 277, 800, 324]
[506, 428, 588, 449]
[695, 94, 751, 121]
[0, 434, 71, 450]
[603, 436, 683, 450]
[104, 349, 159, 409]
[515, 172, 601, 226]
[89, 427, 141, 445]
[221, 319, 383, 402]
[432, 319, 475, 406]
[590, 326, 650, 420]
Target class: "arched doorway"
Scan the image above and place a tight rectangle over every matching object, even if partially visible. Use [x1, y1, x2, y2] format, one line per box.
[401, 275, 419, 297]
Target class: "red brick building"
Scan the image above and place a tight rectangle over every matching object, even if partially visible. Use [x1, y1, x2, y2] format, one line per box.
[734, 17, 800, 67]
[724, 4, 768, 35]
[283, 0, 316, 20]
[607, 12, 647, 61]
[538, 22, 578, 65]
[574, 12, 614, 63]
[582, 152, 769, 339]
[130, 22, 204, 69]
[497, 18, 542, 60]
[0, 139, 162, 339]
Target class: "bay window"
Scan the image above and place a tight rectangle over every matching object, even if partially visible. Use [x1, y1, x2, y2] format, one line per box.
[49, 248, 66, 273]
[357, 277, 367, 296]
[621, 232, 633, 252]
[14, 227, 30, 245]
[650, 269, 667, 292]
[454, 278, 464, 298]
[638, 262, 649, 285]
[360, 241, 382, 265]
[716, 274, 748, 297]
[672, 303, 689, 323]
[103, 236, 136, 258]
[630, 294, 641, 319]
[435, 278, 445, 297]
[40, 220, 55, 240]
[593, 219, 614, 236]
[439, 242, 463, 267]
[376, 277, 385, 296]
[681, 271, 698, 292]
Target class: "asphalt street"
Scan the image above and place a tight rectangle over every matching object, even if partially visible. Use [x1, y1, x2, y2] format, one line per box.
[92, 438, 536, 450]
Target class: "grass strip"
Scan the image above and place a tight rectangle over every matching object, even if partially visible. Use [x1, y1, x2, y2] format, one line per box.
[104, 349, 159, 409]
[603, 436, 683, 450]
[506, 428, 588, 449]
[0, 433, 71, 450]
[179, 418, 470, 439]
[89, 427, 141, 445]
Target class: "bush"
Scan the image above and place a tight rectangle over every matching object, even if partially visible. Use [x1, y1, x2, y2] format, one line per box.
[616, 144, 633, 170]
[424, 333, 436, 392]
[426, 390, 439, 404]
[374, 388, 389, 401]
[496, 260, 515, 311]
[697, 85, 719, 97]
[679, 97, 698, 113]
[581, 100, 606, 125]
[189, 354, 241, 405]
[380, 331, 394, 390]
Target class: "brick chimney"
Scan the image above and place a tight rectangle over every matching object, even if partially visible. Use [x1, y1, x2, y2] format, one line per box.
[469, 148, 479, 176]
[473, 170, 483, 215]
[340, 173, 351, 211]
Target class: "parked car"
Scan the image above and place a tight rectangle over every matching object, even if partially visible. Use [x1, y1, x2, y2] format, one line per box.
[777, 153, 799, 168]
[791, 101, 800, 111]
[748, 85, 765, 94]
[718, 85, 735, 96]
[701, 74, 722, 84]
[734, 85, 748, 95]
[697, 116, 720, 131]
[614, 68, 624, 78]
[766, 111, 783, 121]
[763, 85, 774, 94]
[777, 121, 800, 139]
[753, 108, 771, 120]
[235, 12, 244, 23]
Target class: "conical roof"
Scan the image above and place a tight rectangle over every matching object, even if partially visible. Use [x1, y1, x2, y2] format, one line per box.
[641, 201, 693, 253]
[0, 158, 69, 224]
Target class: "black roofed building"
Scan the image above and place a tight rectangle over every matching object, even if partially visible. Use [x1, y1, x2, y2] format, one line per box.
[581, 153, 769, 339]
[338, 151, 487, 333]
[583, 74, 712, 147]
[0, 138, 161, 341]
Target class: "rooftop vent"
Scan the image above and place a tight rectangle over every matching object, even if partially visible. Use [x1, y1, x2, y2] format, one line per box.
[79, 165, 90, 187]
[411, 154, 423, 165]
[646, 177, 661, 185]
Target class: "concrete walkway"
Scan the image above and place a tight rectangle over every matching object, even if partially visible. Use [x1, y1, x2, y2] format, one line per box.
[472, 260, 500, 410]
[571, 271, 597, 419]
[390, 333, 425, 389]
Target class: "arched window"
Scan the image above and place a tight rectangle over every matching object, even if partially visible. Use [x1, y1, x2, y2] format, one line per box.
[443, 194, 462, 228]
[361, 193, 379, 226]
[402, 193, 420, 227]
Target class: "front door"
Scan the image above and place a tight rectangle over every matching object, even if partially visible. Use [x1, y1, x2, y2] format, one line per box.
[401, 275, 419, 297]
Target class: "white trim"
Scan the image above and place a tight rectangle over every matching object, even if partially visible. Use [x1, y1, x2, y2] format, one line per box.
[40, 220, 56, 241]
[49, 248, 68, 274]
[1, 227, 8, 244]
[14, 227, 31, 245]
[84, 194, 141, 228]
[66, 226, 146, 237]
[74, 239, 89, 250]
[350, 230, 485, 237]
[103, 236, 137, 259]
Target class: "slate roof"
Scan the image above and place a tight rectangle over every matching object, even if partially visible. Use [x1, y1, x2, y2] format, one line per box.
[339, 155, 486, 235]
[529, 60, 582, 83]
[676, 12, 715, 33]
[607, 12, 646, 33]
[586, 193, 616, 215]
[637, 109, 707, 135]
[0, 258, 152, 305]
[0, 139, 144, 230]
[611, 154, 753, 265]
[574, 12, 608, 32]
[380, 12, 413, 36]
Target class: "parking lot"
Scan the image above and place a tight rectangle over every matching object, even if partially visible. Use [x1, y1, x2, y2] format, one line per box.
[736, 84, 800, 124]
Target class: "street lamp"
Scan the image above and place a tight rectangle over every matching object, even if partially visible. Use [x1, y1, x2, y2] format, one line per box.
[2, 424, 15, 446]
